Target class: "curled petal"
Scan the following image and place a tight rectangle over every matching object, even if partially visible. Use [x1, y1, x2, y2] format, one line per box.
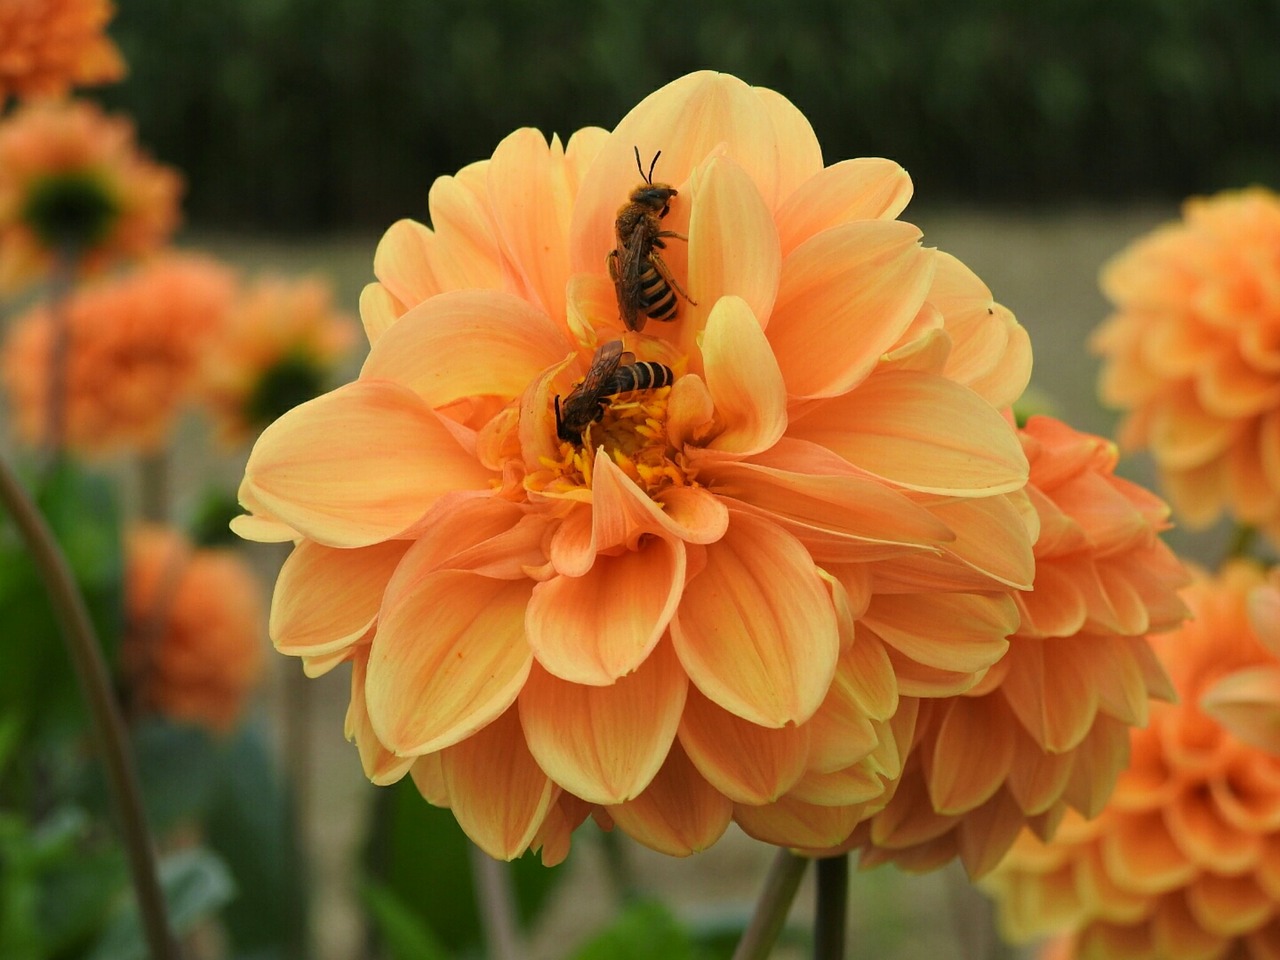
[699, 295, 787, 455]
[774, 158, 914, 254]
[346, 650, 413, 786]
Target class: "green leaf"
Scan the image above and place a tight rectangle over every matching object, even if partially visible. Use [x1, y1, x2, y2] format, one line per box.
[131, 720, 221, 832]
[86, 848, 236, 960]
[360, 879, 451, 960]
[570, 901, 702, 960]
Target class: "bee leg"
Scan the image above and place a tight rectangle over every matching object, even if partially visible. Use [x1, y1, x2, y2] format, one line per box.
[606, 249, 620, 282]
[650, 252, 698, 306]
[654, 230, 689, 243]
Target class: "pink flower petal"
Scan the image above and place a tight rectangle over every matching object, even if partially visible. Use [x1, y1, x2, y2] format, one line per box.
[239, 380, 496, 548]
[366, 571, 533, 754]
[671, 511, 839, 727]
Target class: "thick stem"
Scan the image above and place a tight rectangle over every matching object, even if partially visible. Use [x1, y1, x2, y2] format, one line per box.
[813, 855, 849, 960]
[0, 455, 177, 959]
[731, 848, 810, 960]
[468, 844, 522, 960]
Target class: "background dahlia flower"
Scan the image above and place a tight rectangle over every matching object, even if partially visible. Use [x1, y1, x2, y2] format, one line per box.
[124, 524, 265, 732]
[851, 416, 1189, 878]
[0, 0, 124, 106]
[198, 274, 357, 444]
[238, 70, 1048, 863]
[0, 97, 180, 291]
[2, 252, 237, 455]
[985, 562, 1280, 959]
[1093, 187, 1280, 540]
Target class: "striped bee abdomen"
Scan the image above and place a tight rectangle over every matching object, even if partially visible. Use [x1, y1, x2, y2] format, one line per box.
[638, 264, 679, 322]
[604, 361, 675, 395]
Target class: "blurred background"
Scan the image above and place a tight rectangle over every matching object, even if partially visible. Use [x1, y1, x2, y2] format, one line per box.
[7, 2, 1279, 958]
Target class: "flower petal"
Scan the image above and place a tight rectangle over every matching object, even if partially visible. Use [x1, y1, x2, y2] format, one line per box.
[734, 796, 863, 849]
[788, 370, 1029, 496]
[606, 741, 733, 856]
[698, 295, 786, 454]
[346, 650, 414, 785]
[367, 571, 533, 754]
[361, 290, 570, 407]
[768, 220, 935, 398]
[439, 708, 558, 860]
[925, 697, 1017, 815]
[359, 282, 400, 345]
[240, 379, 494, 547]
[372, 219, 437, 309]
[519, 642, 687, 803]
[527, 535, 684, 685]
[671, 511, 839, 727]
[861, 592, 1016, 677]
[271, 539, 411, 657]
[774, 158, 913, 254]
[1201, 666, 1280, 754]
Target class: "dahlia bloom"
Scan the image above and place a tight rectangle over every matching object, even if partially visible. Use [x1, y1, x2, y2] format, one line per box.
[237, 71, 1040, 863]
[0, 0, 124, 106]
[986, 563, 1280, 959]
[1093, 188, 1280, 538]
[124, 525, 265, 732]
[0, 98, 180, 291]
[199, 274, 357, 444]
[2, 253, 237, 455]
[1201, 568, 1280, 754]
[851, 416, 1189, 878]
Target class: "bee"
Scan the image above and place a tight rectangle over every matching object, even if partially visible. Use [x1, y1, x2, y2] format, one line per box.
[555, 339, 675, 445]
[607, 147, 697, 331]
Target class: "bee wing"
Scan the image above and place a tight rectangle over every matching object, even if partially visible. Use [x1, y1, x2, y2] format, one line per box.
[575, 340, 625, 397]
[621, 225, 650, 293]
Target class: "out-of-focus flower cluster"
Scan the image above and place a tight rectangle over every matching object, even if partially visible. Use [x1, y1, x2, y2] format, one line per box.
[1094, 187, 1280, 541]
[985, 563, 1280, 959]
[0, 0, 124, 106]
[232, 71, 1189, 868]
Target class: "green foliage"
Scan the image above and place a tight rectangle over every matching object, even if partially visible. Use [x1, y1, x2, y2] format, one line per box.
[360, 880, 451, 960]
[363, 778, 565, 955]
[570, 900, 703, 960]
[98, 0, 1280, 231]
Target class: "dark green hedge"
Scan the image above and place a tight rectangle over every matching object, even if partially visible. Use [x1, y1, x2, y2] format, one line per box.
[98, 0, 1280, 230]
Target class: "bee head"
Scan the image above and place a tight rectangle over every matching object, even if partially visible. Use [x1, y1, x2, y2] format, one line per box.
[629, 183, 676, 215]
[554, 395, 574, 444]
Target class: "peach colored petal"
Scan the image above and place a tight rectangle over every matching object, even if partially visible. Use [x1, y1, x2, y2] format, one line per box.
[486, 129, 573, 322]
[1000, 640, 1101, 753]
[671, 511, 839, 727]
[519, 643, 687, 803]
[420, 168, 504, 294]
[734, 796, 863, 849]
[346, 652, 414, 785]
[1187, 873, 1273, 937]
[679, 158, 780, 356]
[439, 709, 558, 860]
[360, 290, 570, 407]
[229, 512, 297, 543]
[409, 754, 449, 806]
[1164, 785, 1262, 873]
[665, 373, 716, 448]
[1250, 585, 1280, 656]
[653, 485, 731, 545]
[788, 370, 1029, 496]
[1202, 667, 1280, 754]
[366, 572, 533, 754]
[606, 741, 733, 856]
[528, 536, 683, 685]
[1006, 728, 1075, 816]
[372, 219, 437, 309]
[271, 539, 411, 657]
[926, 494, 1038, 590]
[302, 645, 355, 678]
[774, 159, 913, 254]
[926, 697, 1016, 815]
[956, 789, 1026, 878]
[678, 687, 810, 804]
[240, 380, 495, 548]
[1148, 387, 1239, 470]
[698, 295, 786, 454]
[359, 282, 400, 345]
[860, 592, 1016, 676]
[768, 220, 934, 398]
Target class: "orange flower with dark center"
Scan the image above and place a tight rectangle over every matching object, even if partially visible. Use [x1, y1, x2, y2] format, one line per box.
[0, 98, 180, 291]
[985, 563, 1280, 959]
[0, 0, 124, 106]
[1093, 188, 1280, 538]
[124, 525, 265, 733]
[1, 253, 237, 455]
[198, 274, 356, 444]
[847, 416, 1189, 877]
[237, 71, 1044, 863]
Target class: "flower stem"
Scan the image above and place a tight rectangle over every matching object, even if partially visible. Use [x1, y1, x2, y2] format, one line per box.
[0, 453, 177, 959]
[731, 848, 809, 960]
[468, 843, 522, 960]
[43, 250, 76, 466]
[813, 854, 849, 960]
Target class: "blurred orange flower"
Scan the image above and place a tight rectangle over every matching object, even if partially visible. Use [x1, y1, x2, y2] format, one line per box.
[237, 71, 1041, 863]
[849, 416, 1189, 877]
[124, 524, 265, 732]
[199, 275, 357, 444]
[1201, 567, 1280, 754]
[2, 252, 237, 455]
[1093, 188, 1280, 538]
[0, 0, 124, 106]
[0, 98, 180, 291]
[985, 563, 1280, 959]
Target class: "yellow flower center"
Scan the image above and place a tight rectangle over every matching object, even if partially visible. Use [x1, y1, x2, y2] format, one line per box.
[526, 384, 695, 500]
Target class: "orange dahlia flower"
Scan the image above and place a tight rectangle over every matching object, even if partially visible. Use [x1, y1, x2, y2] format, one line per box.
[237, 71, 1040, 863]
[124, 524, 265, 732]
[1093, 188, 1280, 538]
[199, 274, 356, 444]
[2, 252, 237, 455]
[1201, 567, 1280, 755]
[0, 0, 124, 106]
[986, 562, 1280, 959]
[0, 98, 180, 291]
[848, 416, 1189, 878]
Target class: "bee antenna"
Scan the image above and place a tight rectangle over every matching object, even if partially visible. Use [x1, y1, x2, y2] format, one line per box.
[633, 145, 647, 183]
[647, 150, 661, 184]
